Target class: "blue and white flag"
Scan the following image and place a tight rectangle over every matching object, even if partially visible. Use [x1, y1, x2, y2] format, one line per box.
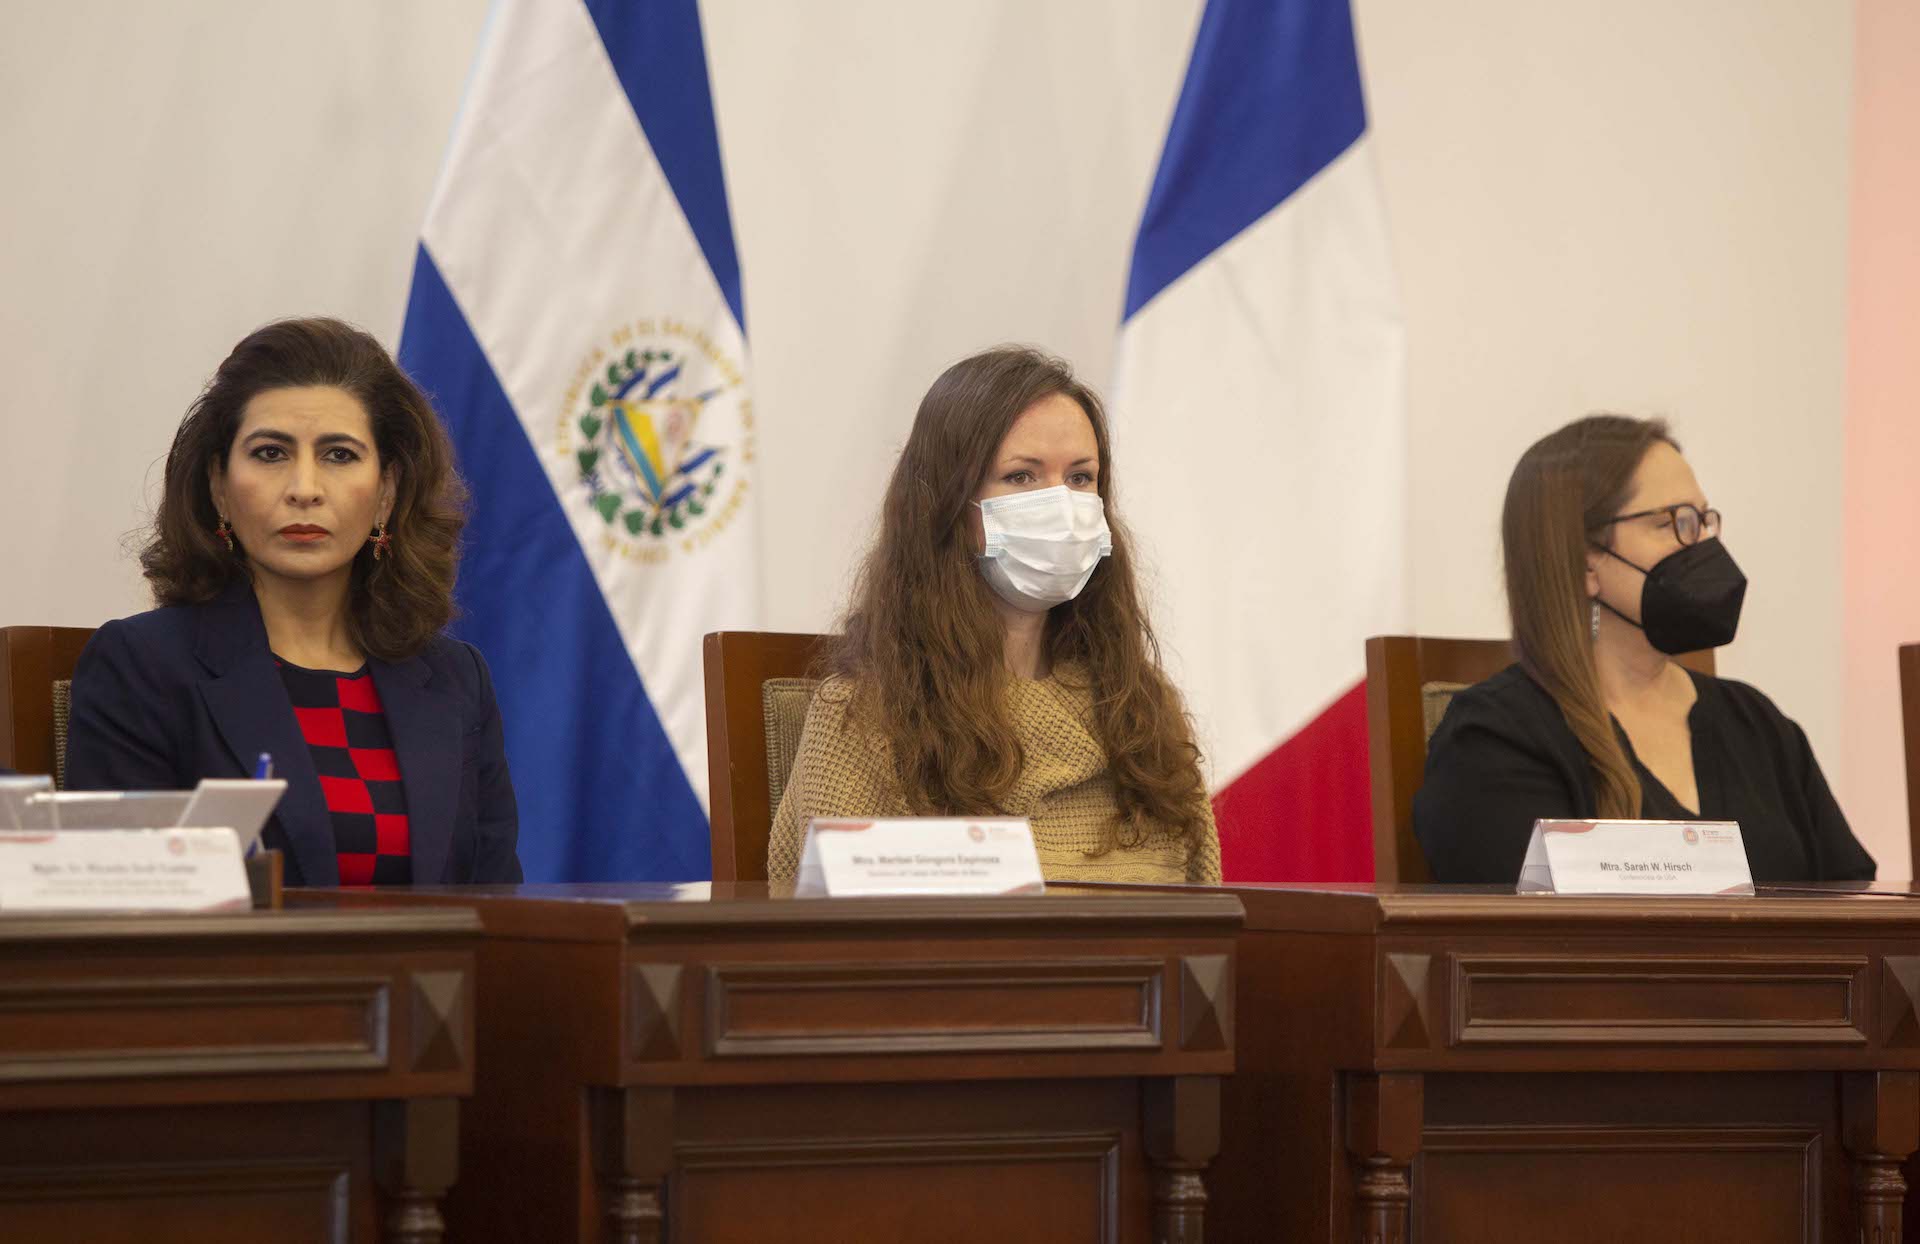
[399, 0, 755, 881]
[1113, 0, 1405, 880]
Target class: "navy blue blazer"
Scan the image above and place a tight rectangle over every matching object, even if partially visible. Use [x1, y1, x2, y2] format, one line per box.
[66, 585, 523, 887]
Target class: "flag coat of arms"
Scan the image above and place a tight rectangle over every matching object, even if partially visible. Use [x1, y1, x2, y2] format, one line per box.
[1114, 0, 1408, 880]
[399, 0, 754, 881]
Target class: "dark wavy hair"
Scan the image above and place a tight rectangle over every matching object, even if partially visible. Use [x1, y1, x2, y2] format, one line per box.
[830, 345, 1210, 852]
[139, 317, 468, 661]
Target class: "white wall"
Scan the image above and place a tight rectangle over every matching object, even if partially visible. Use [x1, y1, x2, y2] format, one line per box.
[1354, 1, 1866, 860]
[0, 2, 1879, 867]
[704, 0, 1202, 626]
[0, 0, 489, 626]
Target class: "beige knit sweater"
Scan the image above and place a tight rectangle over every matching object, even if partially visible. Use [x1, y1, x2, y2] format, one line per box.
[766, 667, 1222, 885]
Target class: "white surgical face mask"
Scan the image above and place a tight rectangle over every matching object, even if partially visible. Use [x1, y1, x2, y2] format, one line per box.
[975, 484, 1112, 613]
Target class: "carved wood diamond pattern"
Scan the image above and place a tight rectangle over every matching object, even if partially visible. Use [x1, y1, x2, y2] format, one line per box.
[408, 971, 467, 1074]
[1180, 955, 1233, 1052]
[1380, 953, 1432, 1050]
[1880, 956, 1920, 1048]
[631, 964, 684, 1062]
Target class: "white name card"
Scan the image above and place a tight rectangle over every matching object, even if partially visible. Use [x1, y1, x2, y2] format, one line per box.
[0, 828, 252, 912]
[795, 817, 1046, 897]
[1517, 819, 1753, 896]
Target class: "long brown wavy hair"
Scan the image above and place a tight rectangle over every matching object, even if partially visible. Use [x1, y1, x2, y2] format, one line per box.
[830, 345, 1210, 851]
[1502, 413, 1676, 819]
[140, 317, 468, 661]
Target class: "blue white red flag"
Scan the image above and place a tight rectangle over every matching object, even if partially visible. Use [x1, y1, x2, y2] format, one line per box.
[1114, 0, 1406, 880]
[398, 0, 755, 881]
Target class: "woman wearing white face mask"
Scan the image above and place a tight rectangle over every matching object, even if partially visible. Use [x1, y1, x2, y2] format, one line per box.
[764, 346, 1221, 884]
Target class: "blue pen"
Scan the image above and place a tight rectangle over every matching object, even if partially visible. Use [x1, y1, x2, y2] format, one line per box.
[246, 753, 273, 858]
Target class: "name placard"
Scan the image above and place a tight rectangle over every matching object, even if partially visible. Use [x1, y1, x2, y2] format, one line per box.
[1517, 819, 1753, 895]
[795, 817, 1046, 897]
[0, 828, 252, 912]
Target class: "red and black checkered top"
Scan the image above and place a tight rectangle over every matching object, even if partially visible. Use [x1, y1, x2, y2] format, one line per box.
[277, 660, 413, 886]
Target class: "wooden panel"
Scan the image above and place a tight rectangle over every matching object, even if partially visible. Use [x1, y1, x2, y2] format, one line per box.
[0, 915, 474, 1242]
[0, 1099, 376, 1243]
[673, 1132, 1120, 1244]
[629, 962, 685, 1062]
[316, 884, 1244, 939]
[1450, 955, 1869, 1047]
[0, 1159, 349, 1243]
[704, 958, 1164, 1058]
[1206, 886, 1920, 1244]
[405, 970, 467, 1074]
[1364, 636, 1516, 886]
[0, 625, 93, 779]
[0, 910, 481, 948]
[702, 631, 829, 883]
[1379, 951, 1435, 1050]
[295, 885, 1237, 1242]
[1417, 1125, 1818, 1244]
[0, 975, 390, 1081]
[1179, 953, 1232, 1052]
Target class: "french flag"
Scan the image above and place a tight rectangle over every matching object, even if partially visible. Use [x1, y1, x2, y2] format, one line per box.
[398, 0, 755, 882]
[1113, 0, 1407, 881]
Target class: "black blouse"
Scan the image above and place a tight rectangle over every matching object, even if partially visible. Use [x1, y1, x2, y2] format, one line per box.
[1413, 664, 1876, 885]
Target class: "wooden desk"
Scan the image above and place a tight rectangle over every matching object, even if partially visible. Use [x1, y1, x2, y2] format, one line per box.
[1204, 883, 1920, 1244]
[303, 883, 1242, 1244]
[0, 908, 480, 1243]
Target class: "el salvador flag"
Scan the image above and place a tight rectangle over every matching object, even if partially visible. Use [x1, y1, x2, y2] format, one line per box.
[1113, 0, 1407, 881]
[399, 0, 756, 882]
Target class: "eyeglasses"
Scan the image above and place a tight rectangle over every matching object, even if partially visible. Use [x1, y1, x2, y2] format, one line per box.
[1594, 503, 1723, 547]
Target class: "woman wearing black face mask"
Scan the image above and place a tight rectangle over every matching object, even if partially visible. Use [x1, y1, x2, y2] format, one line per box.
[1413, 414, 1874, 884]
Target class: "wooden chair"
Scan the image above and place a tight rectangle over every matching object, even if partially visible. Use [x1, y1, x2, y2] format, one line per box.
[1900, 644, 1920, 879]
[0, 626, 96, 787]
[1364, 635, 1715, 884]
[702, 631, 831, 881]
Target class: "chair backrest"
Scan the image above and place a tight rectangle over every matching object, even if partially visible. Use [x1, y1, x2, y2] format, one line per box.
[1364, 634, 1716, 884]
[0, 626, 97, 788]
[702, 631, 831, 882]
[1899, 644, 1920, 879]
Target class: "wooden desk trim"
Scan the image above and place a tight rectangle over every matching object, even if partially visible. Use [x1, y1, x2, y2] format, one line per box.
[1202, 882, 1920, 1244]
[0, 910, 483, 944]
[0, 908, 480, 1108]
[308, 885, 1247, 942]
[296, 884, 1240, 1243]
[0, 907, 481, 1244]
[701, 955, 1168, 1059]
[1218, 883, 1920, 935]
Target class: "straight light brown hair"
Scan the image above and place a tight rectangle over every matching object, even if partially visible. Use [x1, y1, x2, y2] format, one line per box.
[140, 318, 468, 661]
[830, 345, 1210, 852]
[1501, 414, 1675, 819]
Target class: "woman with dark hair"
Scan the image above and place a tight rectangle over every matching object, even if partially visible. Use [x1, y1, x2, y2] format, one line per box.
[1414, 414, 1872, 884]
[68, 317, 522, 886]
[766, 346, 1221, 884]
